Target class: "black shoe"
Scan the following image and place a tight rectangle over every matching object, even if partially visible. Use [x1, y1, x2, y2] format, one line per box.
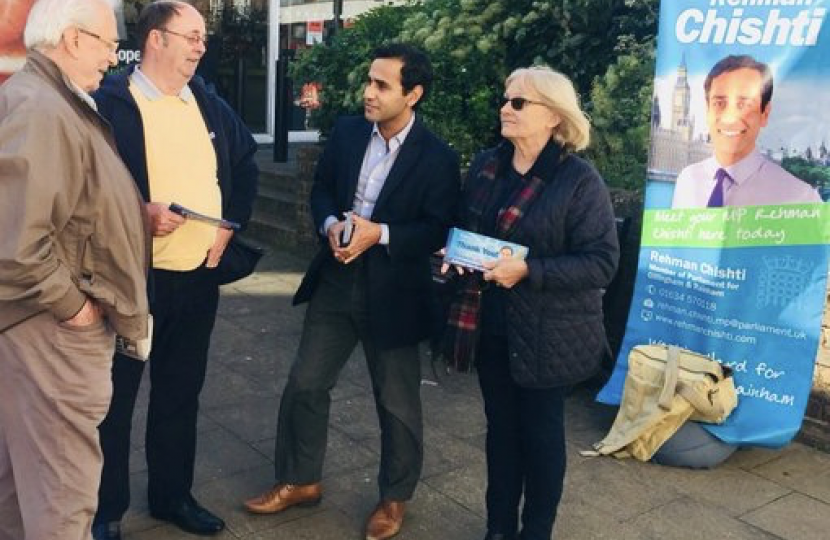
[150, 497, 225, 536]
[483, 533, 516, 540]
[91, 521, 122, 540]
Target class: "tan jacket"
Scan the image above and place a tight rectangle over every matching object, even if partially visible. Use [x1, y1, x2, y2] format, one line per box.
[0, 52, 149, 340]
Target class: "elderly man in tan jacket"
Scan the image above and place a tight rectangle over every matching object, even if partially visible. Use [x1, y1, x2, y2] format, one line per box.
[0, 1, 149, 539]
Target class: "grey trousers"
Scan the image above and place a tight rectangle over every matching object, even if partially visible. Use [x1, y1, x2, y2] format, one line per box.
[274, 260, 423, 501]
[0, 312, 114, 540]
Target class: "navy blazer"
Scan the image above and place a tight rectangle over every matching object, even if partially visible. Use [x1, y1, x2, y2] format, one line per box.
[294, 115, 460, 349]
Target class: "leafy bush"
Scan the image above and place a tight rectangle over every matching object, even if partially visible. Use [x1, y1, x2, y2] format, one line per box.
[290, 5, 417, 136]
[782, 156, 830, 189]
[398, 0, 510, 162]
[587, 42, 656, 190]
[290, 0, 660, 182]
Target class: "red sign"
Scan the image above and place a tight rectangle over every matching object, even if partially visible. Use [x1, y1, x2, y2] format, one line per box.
[299, 82, 321, 110]
[306, 20, 324, 45]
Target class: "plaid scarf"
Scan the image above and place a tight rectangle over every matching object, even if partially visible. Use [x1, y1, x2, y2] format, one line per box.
[443, 144, 552, 371]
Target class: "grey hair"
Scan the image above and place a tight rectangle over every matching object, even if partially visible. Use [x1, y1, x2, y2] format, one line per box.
[24, 0, 121, 52]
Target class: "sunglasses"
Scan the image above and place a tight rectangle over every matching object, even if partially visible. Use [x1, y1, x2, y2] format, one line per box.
[503, 96, 545, 111]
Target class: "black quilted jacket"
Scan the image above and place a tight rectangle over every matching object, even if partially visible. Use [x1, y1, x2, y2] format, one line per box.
[462, 141, 620, 388]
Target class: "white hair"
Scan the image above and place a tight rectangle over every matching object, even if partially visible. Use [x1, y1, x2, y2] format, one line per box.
[24, 0, 121, 52]
[506, 66, 592, 152]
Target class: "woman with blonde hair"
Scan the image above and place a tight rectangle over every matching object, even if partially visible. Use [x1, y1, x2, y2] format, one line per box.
[443, 66, 619, 540]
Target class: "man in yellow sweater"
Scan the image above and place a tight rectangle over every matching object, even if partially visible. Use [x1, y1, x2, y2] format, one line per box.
[90, 2, 258, 539]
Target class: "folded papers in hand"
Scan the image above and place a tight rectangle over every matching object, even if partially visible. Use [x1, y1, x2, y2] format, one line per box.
[443, 227, 528, 273]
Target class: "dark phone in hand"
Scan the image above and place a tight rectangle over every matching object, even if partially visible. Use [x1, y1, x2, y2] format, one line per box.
[340, 214, 354, 247]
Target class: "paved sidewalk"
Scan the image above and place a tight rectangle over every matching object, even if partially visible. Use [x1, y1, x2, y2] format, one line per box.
[119, 249, 830, 540]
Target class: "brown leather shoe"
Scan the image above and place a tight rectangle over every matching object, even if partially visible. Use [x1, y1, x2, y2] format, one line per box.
[243, 483, 322, 514]
[365, 501, 405, 540]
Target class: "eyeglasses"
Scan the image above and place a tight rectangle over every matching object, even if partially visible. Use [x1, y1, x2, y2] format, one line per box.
[159, 28, 208, 47]
[503, 96, 545, 111]
[77, 28, 119, 54]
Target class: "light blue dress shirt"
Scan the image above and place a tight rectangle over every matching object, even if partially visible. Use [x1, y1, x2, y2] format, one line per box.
[672, 149, 821, 208]
[323, 114, 416, 245]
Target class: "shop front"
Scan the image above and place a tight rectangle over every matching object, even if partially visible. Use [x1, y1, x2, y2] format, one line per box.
[120, 0, 280, 139]
[0, 0, 283, 140]
[0, 1, 401, 140]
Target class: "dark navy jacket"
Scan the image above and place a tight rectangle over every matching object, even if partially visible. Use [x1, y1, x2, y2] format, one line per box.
[293, 115, 460, 349]
[461, 141, 620, 388]
[93, 67, 258, 230]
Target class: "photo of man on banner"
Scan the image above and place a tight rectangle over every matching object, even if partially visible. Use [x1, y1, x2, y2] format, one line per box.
[598, 0, 830, 466]
[671, 55, 821, 209]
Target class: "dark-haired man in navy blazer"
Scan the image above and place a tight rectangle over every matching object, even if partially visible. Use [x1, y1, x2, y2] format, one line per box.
[244, 43, 460, 540]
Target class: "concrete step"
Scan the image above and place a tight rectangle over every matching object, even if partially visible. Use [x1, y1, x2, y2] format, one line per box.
[254, 184, 300, 220]
[258, 169, 299, 194]
[254, 145, 302, 176]
[246, 211, 297, 248]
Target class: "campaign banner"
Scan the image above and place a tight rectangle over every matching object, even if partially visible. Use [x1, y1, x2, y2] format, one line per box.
[597, 0, 830, 447]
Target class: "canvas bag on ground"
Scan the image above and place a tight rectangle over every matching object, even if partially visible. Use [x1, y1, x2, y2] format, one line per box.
[588, 344, 737, 461]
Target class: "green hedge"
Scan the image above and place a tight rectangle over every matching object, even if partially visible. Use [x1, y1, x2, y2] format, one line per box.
[291, 0, 658, 189]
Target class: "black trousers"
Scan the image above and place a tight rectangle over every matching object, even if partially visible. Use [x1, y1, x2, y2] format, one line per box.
[477, 334, 567, 540]
[95, 266, 219, 523]
[274, 259, 423, 501]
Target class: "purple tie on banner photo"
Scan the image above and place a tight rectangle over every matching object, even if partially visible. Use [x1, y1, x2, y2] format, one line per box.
[707, 168, 731, 208]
